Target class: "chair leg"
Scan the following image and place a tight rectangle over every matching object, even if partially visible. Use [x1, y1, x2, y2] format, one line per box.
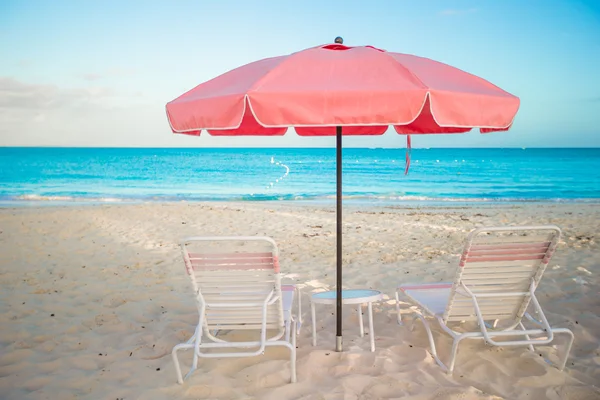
[290, 320, 297, 383]
[173, 323, 299, 385]
[296, 287, 303, 335]
[411, 313, 447, 372]
[447, 335, 467, 374]
[410, 312, 465, 374]
[517, 323, 573, 371]
[553, 328, 575, 371]
[285, 317, 292, 343]
[173, 341, 199, 384]
[518, 322, 535, 352]
[172, 343, 192, 384]
[172, 325, 200, 384]
[188, 331, 202, 379]
[395, 290, 404, 326]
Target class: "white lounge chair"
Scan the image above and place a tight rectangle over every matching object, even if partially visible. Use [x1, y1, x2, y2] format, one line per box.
[172, 236, 298, 384]
[395, 225, 574, 374]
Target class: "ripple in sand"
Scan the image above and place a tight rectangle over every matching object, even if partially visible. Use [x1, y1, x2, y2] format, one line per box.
[81, 313, 121, 329]
[22, 376, 53, 392]
[183, 384, 240, 399]
[547, 385, 600, 400]
[0, 362, 28, 378]
[69, 357, 100, 374]
[0, 349, 35, 366]
[0, 330, 32, 345]
[236, 359, 292, 392]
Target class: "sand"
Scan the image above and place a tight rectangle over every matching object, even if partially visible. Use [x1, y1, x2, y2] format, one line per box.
[0, 202, 599, 399]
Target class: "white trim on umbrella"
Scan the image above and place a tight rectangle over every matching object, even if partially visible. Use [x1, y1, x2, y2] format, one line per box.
[166, 91, 517, 135]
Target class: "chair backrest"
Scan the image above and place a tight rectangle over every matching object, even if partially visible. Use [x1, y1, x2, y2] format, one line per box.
[443, 226, 561, 323]
[181, 236, 285, 339]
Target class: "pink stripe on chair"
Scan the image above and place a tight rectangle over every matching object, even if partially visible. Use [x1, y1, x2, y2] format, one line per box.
[465, 254, 545, 263]
[459, 242, 551, 266]
[466, 248, 549, 257]
[186, 252, 280, 273]
[469, 242, 551, 251]
[189, 252, 275, 259]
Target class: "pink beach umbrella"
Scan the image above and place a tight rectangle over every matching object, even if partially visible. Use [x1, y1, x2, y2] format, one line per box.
[165, 38, 520, 352]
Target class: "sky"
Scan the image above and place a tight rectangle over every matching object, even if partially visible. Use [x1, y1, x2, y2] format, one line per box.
[0, 0, 599, 148]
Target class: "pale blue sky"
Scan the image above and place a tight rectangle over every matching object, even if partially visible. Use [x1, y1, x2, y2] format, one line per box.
[0, 0, 598, 148]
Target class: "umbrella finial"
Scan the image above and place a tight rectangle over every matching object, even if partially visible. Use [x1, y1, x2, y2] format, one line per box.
[334, 36, 343, 44]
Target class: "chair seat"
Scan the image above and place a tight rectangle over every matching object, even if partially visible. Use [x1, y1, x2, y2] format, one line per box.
[398, 283, 452, 316]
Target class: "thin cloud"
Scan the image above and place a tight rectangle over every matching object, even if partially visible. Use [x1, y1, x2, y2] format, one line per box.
[80, 68, 137, 81]
[439, 8, 477, 16]
[0, 77, 115, 110]
[0, 77, 155, 146]
[82, 73, 104, 81]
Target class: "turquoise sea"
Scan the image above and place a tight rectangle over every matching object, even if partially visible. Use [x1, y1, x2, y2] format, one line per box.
[1, 147, 599, 206]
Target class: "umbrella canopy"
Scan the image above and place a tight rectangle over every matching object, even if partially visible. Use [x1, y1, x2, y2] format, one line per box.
[165, 41, 520, 352]
[166, 43, 518, 136]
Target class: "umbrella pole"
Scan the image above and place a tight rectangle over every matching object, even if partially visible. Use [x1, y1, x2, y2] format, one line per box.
[336, 125, 343, 352]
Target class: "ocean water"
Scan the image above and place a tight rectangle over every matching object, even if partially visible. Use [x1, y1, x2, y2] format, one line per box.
[1, 147, 599, 206]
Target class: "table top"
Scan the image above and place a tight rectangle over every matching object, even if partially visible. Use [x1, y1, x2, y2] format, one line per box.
[311, 289, 383, 305]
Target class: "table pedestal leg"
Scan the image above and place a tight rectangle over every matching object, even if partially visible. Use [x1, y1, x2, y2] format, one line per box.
[311, 302, 317, 346]
[358, 304, 364, 337]
[368, 301, 375, 352]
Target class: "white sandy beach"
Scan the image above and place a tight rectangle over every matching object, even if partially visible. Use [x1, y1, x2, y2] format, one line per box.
[0, 202, 599, 399]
